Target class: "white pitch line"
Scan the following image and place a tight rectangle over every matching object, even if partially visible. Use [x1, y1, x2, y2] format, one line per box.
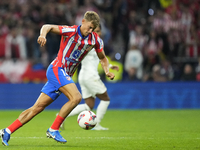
[12, 137, 45, 139]
[11, 137, 200, 140]
[11, 137, 136, 139]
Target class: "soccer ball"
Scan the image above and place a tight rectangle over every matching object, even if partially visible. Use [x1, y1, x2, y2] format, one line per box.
[77, 110, 97, 130]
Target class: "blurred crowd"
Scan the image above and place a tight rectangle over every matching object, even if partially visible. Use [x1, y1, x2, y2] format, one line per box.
[0, 0, 200, 83]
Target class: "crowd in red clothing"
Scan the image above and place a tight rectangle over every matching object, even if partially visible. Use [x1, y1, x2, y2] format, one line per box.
[0, 0, 200, 83]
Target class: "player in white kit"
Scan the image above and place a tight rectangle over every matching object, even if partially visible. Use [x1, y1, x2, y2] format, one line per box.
[60, 25, 119, 130]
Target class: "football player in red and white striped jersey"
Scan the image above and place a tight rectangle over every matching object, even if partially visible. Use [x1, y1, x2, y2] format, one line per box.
[0, 11, 115, 146]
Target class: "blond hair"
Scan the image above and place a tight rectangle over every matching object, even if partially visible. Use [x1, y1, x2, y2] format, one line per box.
[84, 11, 100, 29]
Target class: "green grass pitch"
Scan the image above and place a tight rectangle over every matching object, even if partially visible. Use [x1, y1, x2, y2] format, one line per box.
[0, 109, 200, 150]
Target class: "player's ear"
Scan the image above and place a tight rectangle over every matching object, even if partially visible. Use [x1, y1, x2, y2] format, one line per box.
[82, 19, 85, 24]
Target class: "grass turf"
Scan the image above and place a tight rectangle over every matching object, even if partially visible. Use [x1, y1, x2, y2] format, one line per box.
[0, 109, 200, 150]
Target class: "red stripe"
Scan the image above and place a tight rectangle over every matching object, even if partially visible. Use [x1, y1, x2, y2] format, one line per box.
[78, 38, 85, 50]
[53, 66, 61, 85]
[97, 47, 103, 53]
[79, 50, 88, 60]
[65, 34, 78, 58]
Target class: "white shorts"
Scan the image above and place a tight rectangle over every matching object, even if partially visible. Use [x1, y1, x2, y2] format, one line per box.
[79, 78, 107, 99]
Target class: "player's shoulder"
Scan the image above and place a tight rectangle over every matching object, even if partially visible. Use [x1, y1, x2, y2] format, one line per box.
[91, 32, 103, 46]
[70, 25, 79, 29]
[61, 25, 78, 28]
[60, 25, 78, 31]
[59, 25, 78, 34]
[91, 32, 102, 41]
[92, 31, 100, 38]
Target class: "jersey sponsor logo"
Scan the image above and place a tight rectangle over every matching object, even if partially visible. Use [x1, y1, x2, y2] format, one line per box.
[65, 57, 78, 63]
[71, 49, 81, 59]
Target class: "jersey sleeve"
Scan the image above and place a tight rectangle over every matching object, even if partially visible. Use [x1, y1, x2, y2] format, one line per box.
[58, 25, 76, 36]
[94, 35, 104, 53]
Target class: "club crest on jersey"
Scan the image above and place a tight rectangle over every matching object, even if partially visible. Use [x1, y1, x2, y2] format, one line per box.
[66, 76, 71, 81]
[85, 45, 94, 51]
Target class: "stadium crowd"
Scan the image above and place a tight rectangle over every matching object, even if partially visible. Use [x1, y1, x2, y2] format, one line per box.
[0, 0, 200, 83]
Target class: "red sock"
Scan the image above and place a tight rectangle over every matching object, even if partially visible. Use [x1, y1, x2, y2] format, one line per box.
[51, 115, 65, 130]
[7, 119, 23, 133]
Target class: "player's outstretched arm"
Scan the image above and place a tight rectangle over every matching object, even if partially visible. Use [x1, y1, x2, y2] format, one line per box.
[37, 24, 60, 47]
[97, 50, 115, 80]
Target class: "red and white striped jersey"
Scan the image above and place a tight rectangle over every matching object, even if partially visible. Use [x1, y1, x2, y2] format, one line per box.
[51, 25, 103, 77]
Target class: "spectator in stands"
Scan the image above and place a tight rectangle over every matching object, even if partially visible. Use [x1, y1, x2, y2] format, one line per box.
[151, 64, 168, 82]
[124, 25, 146, 80]
[159, 59, 174, 81]
[0, 0, 200, 82]
[152, 8, 170, 59]
[24, 28, 38, 63]
[185, 24, 200, 58]
[144, 29, 163, 59]
[5, 27, 27, 60]
[181, 63, 196, 81]
[142, 29, 163, 81]
[129, 25, 147, 52]
[165, 2, 185, 59]
[124, 48, 143, 81]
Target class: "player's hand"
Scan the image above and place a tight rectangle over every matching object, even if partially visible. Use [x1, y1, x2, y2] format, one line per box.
[111, 65, 119, 71]
[106, 72, 115, 80]
[37, 35, 47, 47]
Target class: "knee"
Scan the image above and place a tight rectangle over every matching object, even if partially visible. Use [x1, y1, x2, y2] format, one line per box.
[87, 103, 94, 110]
[71, 93, 82, 106]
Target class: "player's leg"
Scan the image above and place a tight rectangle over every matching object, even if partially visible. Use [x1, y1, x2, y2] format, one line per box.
[47, 83, 82, 142]
[0, 93, 53, 146]
[57, 83, 82, 118]
[57, 101, 90, 130]
[93, 91, 110, 130]
[66, 79, 95, 118]
[67, 96, 94, 117]
[58, 96, 94, 130]
[79, 78, 110, 130]
[84, 97, 95, 109]
[19, 93, 54, 124]
[58, 81, 96, 129]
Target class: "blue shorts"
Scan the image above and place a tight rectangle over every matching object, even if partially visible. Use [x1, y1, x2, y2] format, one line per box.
[41, 64, 74, 100]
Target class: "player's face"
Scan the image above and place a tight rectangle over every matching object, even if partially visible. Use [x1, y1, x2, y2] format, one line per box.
[81, 19, 95, 37]
[94, 26, 101, 37]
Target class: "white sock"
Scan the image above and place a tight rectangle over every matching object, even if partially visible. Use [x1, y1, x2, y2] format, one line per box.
[68, 103, 91, 117]
[49, 128, 58, 132]
[5, 128, 11, 134]
[96, 101, 110, 125]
